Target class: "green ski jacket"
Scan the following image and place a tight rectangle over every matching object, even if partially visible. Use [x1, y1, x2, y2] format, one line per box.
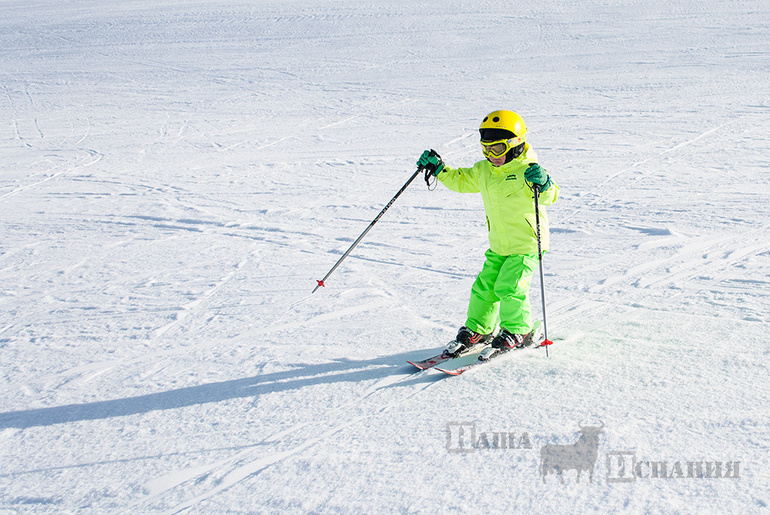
[436, 146, 559, 256]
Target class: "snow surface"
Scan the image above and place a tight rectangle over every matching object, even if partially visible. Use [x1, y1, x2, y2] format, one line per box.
[1, 0, 769, 513]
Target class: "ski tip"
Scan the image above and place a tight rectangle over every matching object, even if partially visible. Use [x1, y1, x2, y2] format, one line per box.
[435, 367, 464, 376]
[406, 361, 427, 370]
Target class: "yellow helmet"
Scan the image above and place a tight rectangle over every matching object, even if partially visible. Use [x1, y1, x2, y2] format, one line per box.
[479, 110, 527, 140]
[479, 110, 527, 160]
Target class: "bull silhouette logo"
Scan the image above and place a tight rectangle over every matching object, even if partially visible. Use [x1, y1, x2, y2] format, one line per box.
[540, 421, 604, 483]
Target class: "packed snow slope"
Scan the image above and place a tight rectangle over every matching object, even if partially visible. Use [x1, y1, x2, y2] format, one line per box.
[1, 0, 769, 513]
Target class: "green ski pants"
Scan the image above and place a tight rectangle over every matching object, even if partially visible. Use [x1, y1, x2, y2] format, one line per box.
[465, 249, 538, 335]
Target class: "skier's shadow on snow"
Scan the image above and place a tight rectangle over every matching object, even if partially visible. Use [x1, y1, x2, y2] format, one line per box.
[0, 350, 440, 429]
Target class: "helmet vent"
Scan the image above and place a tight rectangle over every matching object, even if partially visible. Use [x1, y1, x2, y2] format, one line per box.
[493, 117, 500, 122]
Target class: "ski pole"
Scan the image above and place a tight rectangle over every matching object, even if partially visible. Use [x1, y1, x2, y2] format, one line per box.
[533, 184, 554, 356]
[313, 164, 426, 293]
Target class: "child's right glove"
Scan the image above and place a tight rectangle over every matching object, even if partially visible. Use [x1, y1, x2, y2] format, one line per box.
[525, 163, 553, 192]
[417, 149, 445, 176]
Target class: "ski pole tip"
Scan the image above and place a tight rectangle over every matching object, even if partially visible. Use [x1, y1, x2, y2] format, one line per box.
[542, 339, 553, 358]
[312, 279, 325, 293]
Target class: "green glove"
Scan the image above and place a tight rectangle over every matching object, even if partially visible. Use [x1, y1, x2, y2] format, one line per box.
[417, 149, 445, 176]
[525, 163, 552, 192]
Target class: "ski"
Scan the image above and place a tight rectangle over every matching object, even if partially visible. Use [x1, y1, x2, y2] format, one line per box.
[407, 342, 488, 370]
[436, 321, 551, 375]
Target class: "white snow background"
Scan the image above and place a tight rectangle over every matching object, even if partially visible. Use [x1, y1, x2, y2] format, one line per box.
[1, 0, 769, 513]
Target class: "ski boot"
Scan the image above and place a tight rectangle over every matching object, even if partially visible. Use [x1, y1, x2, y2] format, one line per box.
[444, 326, 493, 358]
[478, 329, 527, 361]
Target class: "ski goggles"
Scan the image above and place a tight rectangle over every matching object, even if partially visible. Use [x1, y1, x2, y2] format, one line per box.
[481, 136, 525, 158]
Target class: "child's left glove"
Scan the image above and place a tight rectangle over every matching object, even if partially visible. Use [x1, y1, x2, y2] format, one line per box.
[525, 163, 552, 192]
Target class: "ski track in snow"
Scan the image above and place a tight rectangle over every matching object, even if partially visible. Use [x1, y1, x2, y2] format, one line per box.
[1, 1, 769, 513]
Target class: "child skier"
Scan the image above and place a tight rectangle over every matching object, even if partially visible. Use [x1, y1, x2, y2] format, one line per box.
[417, 110, 559, 359]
